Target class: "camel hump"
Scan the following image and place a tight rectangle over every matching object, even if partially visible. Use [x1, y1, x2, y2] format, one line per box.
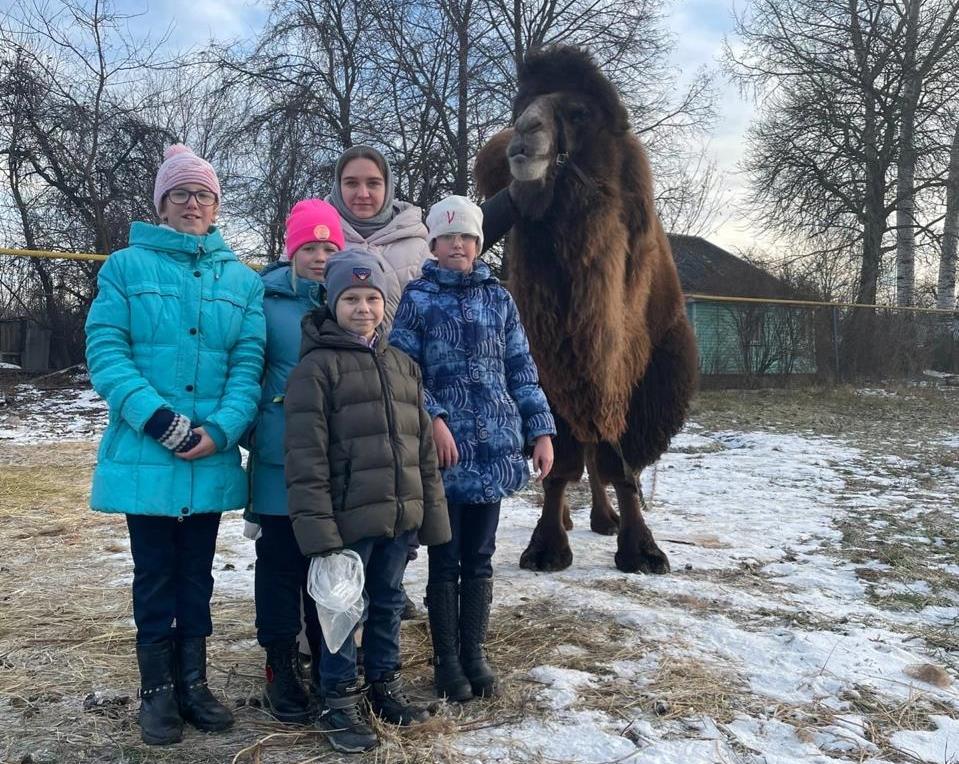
[474, 129, 514, 199]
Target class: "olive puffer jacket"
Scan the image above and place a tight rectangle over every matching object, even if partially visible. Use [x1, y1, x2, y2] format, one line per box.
[284, 308, 450, 556]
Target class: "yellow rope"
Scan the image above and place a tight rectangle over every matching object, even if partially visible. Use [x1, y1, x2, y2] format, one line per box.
[0, 247, 263, 270]
[0, 247, 106, 262]
[685, 292, 958, 316]
[0, 248, 953, 314]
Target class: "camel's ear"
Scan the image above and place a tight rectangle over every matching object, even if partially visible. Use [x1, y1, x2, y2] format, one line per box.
[474, 129, 514, 199]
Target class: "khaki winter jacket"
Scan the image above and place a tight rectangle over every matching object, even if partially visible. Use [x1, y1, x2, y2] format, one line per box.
[336, 202, 430, 331]
[284, 307, 450, 557]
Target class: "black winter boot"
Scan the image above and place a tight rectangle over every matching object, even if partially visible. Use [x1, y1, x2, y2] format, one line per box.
[425, 582, 472, 701]
[459, 578, 497, 697]
[317, 681, 378, 754]
[135, 641, 184, 745]
[174, 637, 234, 731]
[368, 672, 429, 725]
[263, 639, 313, 724]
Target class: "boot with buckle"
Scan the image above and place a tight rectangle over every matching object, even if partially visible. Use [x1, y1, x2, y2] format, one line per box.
[135, 641, 184, 745]
[174, 636, 234, 731]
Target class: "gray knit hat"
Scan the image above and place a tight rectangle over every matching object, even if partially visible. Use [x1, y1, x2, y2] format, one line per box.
[325, 249, 390, 311]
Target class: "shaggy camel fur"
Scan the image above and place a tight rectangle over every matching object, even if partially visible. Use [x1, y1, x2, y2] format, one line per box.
[475, 45, 698, 574]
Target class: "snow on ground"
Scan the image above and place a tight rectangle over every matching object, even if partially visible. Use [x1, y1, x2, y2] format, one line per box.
[4, 384, 959, 763]
[0, 382, 106, 442]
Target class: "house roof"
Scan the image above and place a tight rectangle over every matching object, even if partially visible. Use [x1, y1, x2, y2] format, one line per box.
[667, 234, 795, 300]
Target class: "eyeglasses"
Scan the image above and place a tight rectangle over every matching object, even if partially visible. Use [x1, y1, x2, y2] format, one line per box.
[165, 189, 218, 206]
[437, 233, 478, 243]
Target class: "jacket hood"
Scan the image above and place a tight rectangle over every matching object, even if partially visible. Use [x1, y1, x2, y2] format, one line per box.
[129, 221, 236, 262]
[339, 201, 427, 247]
[299, 306, 387, 357]
[414, 259, 498, 292]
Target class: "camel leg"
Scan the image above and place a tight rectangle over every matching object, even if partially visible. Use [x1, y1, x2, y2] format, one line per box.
[585, 445, 619, 536]
[595, 443, 669, 574]
[520, 416, 582, 572]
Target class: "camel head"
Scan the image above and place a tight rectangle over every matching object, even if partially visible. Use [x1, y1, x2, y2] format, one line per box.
[505, 46, 630, 218]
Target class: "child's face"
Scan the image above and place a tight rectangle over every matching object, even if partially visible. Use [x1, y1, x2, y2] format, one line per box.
[433, 233, 479, 272]
[293, 241, 339, 281]
[335, 287, 384, 339]
[340, 158, 386, 220]
[159, 183, 218, 236]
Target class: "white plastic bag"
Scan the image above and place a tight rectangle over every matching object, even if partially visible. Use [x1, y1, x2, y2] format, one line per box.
[307, 550, 365, 654]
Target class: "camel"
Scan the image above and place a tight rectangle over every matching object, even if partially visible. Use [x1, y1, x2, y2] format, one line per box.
[474, 45, 698, 574]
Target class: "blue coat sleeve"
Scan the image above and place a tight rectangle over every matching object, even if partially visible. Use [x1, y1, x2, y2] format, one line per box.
[85, 256, 169, 432]
[205, 277, 266, 451]
[389, 291, 448, 420]
[502, 291, 556, 444]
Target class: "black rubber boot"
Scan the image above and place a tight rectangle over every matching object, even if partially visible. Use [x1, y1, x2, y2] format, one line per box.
[174, 637, 234, 731]
[317, 681, 378, 754]
[425, 582, 472, 701]
[459, 578, 497, 697]
[135, 641, 184, 745]
[263, 639, 313, 724]
[368, 672, 429, 725]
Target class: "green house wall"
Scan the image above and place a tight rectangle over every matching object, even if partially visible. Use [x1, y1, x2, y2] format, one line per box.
[687, 301, 817, 376]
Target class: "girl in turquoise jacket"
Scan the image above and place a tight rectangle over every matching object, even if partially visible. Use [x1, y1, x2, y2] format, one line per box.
[85, 145, 265, 746]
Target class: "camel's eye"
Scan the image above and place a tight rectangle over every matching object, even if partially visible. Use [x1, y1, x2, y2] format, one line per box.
[567, 104, 588, 124]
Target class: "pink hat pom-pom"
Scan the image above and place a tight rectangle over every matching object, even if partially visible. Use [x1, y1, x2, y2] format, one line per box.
[163, 143, 193, 161]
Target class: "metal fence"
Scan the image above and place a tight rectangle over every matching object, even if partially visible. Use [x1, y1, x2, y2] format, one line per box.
[687, 294, 959, 385]
[1, 249, 956, 383]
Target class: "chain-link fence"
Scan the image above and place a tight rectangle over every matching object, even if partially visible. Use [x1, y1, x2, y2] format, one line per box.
[687, 295, 959, 385]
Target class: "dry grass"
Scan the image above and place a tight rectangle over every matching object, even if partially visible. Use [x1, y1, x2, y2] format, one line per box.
[3, 385, 959, 762]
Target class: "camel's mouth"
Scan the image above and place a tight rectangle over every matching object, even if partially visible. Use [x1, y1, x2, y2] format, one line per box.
[508, 150, 550, 182]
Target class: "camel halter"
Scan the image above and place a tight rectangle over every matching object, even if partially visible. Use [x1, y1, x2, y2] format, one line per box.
[554, 127, 596, 191]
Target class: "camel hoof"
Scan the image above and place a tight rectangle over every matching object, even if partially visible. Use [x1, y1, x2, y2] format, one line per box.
[590, 511, 620, 536]
[615, 544, 670, 575]
[520, 542, 573, 572]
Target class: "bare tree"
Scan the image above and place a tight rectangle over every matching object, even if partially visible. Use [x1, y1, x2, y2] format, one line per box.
[0, 0, 173, 365]
[937, 122, 959, 311]
[892, 0, 959, 306]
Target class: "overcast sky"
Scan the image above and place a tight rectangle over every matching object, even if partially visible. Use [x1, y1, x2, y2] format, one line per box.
[4, 0, 764, 253]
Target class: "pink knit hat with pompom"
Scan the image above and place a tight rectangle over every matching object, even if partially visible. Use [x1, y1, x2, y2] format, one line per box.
[153, 144, 221, 213]
[283, 199, 345, 260]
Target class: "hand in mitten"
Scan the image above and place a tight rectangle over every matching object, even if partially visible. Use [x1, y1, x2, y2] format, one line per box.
[144, 409, 203, 453]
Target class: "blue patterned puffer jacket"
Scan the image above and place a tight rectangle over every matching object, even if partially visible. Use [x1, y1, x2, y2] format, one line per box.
[390, 259, 555, 505]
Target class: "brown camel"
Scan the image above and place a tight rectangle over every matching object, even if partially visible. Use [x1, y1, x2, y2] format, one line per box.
[474, 46, 698, 574]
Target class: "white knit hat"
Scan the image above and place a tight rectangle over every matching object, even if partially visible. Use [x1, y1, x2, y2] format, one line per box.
[426, 195, 484, 253]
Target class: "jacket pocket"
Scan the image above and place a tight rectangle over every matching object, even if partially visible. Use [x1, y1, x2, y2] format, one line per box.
[128, 285, 181, 343]
[201, 290, 246, 348]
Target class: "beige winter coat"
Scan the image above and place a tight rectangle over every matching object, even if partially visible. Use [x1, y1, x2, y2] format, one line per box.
[338, 202, 431, 331]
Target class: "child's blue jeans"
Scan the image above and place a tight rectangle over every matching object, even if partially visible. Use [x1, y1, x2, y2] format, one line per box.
[318, 529, 416, 694]
[126, 512, 221, 644]
[427, 501, 501, 583]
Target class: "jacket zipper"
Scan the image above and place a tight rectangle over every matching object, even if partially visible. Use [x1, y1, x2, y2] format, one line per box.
[371, 348, 404, 536]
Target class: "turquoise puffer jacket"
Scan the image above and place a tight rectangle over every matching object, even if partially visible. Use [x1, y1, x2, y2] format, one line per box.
[86, 222, 266, 516]
[248, 263, 324, 516]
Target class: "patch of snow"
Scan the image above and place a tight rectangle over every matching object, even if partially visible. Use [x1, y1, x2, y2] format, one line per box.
[890, 715, 959, 763]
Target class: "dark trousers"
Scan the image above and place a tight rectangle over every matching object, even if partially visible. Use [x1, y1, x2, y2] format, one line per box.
[254, 514, 322, 653]
[126, 512, 221, 645]
[319, 530, 415, 693]
[427, 501, 501, 583]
